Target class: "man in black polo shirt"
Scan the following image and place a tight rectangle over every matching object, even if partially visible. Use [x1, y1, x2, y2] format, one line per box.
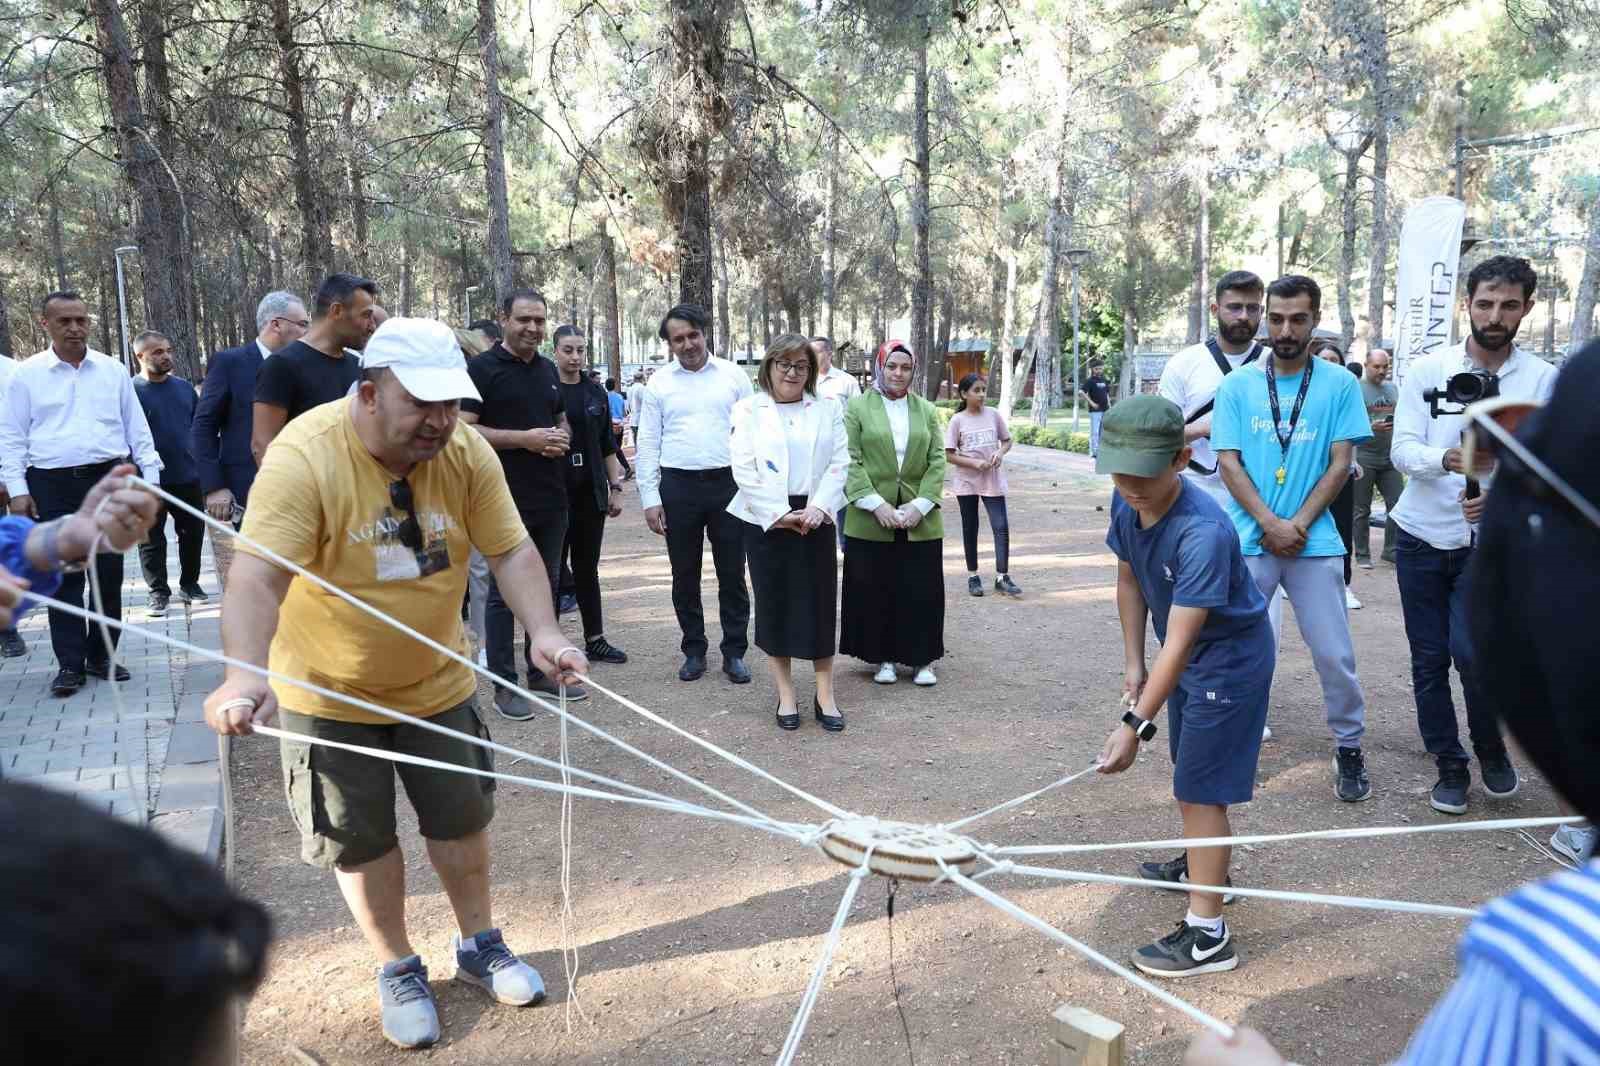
[252, 273, 378, 462]
[461, 288, 582, 717]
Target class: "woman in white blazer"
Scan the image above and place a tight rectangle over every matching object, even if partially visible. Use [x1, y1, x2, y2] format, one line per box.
[728, 334, 851, 733]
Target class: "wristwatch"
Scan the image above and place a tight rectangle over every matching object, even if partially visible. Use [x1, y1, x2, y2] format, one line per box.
[1121, 710, 1157, 742]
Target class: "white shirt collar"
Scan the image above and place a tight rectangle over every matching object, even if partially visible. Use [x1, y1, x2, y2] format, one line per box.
[257, 338, 273, 359]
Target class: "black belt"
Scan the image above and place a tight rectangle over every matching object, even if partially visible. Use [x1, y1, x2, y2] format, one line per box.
[28, 458, 124, 479]
[662, 466, 731, 481]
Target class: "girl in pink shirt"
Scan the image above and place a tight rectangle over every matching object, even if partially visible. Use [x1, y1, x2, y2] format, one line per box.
[945, 374, 1021, 597]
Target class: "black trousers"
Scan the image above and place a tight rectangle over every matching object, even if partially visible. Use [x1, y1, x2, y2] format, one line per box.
[660, 467, 749, 659]
[138, 480, 205, 594]
[486, 509, 567, 684]
[1331, 476, 1355, 586]
[957, 494, 1010, 573]
[564, 481, 609, 640]
[27, 461, 124, 671]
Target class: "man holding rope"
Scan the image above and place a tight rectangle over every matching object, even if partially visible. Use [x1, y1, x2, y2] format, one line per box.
[203, 317, 589, 1050]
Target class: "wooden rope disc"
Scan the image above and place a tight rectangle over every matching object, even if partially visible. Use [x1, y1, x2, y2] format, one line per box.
[819, 818, 980, 883]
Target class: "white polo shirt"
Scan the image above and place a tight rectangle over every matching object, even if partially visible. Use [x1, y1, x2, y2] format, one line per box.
[1157, 339, 1263, 500]
[815, 365, 861, 404]
[1390, 343, 1558, 550]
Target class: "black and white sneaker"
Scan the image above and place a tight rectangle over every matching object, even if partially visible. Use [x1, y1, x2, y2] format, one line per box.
[1479, 752, 1520, 799]
[1334, 746, 1372, 802]
[1137, 853, 1237, 905]
[1430, 758, 1470, 815]
[148, 591, 170, 617]
[1132, 921, 1237, 978]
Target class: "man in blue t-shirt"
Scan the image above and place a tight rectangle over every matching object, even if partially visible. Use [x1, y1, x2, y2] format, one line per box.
[1095, 395, 1275, 980]
[1212, 274, 1373, 803]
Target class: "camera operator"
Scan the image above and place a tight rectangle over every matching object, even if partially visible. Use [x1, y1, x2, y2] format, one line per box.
[1389, 256, 1556, 817]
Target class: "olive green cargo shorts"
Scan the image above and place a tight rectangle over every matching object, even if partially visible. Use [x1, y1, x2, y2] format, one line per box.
[277, 698, 496, 869]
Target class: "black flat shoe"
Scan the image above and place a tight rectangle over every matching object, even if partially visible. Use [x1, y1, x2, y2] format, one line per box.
[814, 697, 845, 732]
[723, 656, 752, 684]
[85, 661, 131, 682]
[50, 669, 86, 697]
[776, 703, 800, 731]
[679, 654, 706, 681]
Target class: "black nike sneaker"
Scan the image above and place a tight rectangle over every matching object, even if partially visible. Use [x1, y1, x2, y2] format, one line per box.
[1136, 853, 1238, 905]
[1132, 921, 1238, 978]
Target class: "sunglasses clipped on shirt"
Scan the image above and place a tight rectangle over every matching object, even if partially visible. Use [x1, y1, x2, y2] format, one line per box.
[389, 478, 424, 551]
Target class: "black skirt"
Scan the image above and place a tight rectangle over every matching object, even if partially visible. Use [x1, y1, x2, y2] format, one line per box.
[839, 531, 945, 667]
[745, 496, 838, 660]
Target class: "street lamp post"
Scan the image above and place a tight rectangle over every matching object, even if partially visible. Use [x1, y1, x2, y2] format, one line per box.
[113, 245, 139, 371]
[1065, 248, 1092, 437]
[464, 285, 480, 326]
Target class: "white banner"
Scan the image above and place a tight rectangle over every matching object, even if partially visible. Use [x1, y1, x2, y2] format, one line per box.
[1391, 196, 1467, 384]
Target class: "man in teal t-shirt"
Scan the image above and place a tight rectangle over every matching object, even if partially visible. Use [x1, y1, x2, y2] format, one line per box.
[1212, 274, 1374, 803]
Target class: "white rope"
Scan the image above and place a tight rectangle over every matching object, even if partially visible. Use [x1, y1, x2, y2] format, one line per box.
[981, 861, 1482, 918]
[555, 666, 588, 1029]
[943, 864, 1235, 1038]
[251, 723, 810, 840]
[775, 866, 870, 1066]
[941, 761, 1102, 832]
[26, 588, 811, 841]
[989, 815, 1587, 856]
[83, 517, 147, 826]
[129, 476, 827, 826]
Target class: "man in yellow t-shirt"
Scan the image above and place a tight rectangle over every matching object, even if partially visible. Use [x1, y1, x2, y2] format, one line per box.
[203, 318, 589, 1050]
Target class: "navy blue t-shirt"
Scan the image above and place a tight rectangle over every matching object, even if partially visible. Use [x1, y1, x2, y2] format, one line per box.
[133, 375, 198, 485]
[1105, 479, 1273, 695]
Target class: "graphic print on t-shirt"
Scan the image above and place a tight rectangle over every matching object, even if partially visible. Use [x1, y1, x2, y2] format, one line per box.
[368, 504, 453, 582]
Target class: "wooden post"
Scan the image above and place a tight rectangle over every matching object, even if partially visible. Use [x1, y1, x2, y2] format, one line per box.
[1050, 1005, 1125, 1066]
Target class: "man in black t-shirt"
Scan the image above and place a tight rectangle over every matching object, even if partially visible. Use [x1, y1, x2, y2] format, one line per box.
[460, 288, 580, 716]
[1083, 366, 1112, 457]
[252, 273, 378, 463]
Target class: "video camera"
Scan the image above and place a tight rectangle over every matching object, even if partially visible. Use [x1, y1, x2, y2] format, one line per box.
[1424, 368, 1499, 418]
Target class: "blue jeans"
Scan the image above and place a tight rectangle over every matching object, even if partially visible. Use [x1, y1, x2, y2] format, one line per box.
[1089, 411, 1104, 456]
[1393, 525, 1506, 762]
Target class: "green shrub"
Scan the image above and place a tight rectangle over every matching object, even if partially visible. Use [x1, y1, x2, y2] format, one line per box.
[1006, 422, 1090, 455]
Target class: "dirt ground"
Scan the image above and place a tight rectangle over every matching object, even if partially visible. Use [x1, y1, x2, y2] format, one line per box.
[232, 446, 1563, 1066]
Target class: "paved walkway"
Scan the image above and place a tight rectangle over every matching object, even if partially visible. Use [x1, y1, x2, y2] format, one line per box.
[0, 534, 227, 858]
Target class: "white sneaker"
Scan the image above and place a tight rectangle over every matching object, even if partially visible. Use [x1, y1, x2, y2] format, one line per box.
[476, 649, 488, 668]
[1551, 824, 1598, 865]
[1262, 724, 1273, 742]
[1345, 588, 1363, 610]
[913, 666, 938, 686]
[873, 662, 898, 684]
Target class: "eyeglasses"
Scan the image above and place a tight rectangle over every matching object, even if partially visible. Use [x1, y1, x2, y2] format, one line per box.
[774, 361, 809, 377]
[389, 478, 423, 551]
[275, 316, 311, 329]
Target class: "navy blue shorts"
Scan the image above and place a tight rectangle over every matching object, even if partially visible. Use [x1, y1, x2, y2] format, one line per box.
[1166, 682, 1270, 806]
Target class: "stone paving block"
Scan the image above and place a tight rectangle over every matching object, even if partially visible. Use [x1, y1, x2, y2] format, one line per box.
[165, 722, 219, 766]
[8, 754, 48, 777]
[155, 761, 220, 813]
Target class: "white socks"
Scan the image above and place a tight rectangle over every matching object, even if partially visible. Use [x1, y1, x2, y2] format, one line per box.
[1185, 910, 1225, 937]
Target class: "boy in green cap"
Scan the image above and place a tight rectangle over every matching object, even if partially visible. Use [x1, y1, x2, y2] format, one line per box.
[1094, 394, 1276, 977]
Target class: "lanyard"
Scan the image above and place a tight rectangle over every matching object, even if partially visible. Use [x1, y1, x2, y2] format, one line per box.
[1265, 355, 1314, 486]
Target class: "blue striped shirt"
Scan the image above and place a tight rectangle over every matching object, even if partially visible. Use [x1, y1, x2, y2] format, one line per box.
[1396, 861, 1600, 1065]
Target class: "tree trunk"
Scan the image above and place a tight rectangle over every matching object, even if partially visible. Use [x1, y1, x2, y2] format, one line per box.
[760, 285, 771, 349]
[1365, 123, 1392, 346]
[1186, 179, 1210, 345]
[49, 189, 68, 290]
[779, 281, 802, 334]
[340, 88, 371, 275]
[271, 0, 333, 290]
[93, 0, 199, 378]
[910, 29, 933, 368]
[923, 288, 954, 399]
[997, 253, 1019, 413]
[823, 126, 839, 340]
[400, 233, 414, 316]
[1026, 112, 1072, 427]
[1331, 135, 1372, 354]
[0, 277, 13, 357]
[600, 221, 623, 384]
[98, 257, 115, 360]
[475, 0, 515, 306]
[1120, 173, 1139, 399]
[714, 223, 731, 356]
[1570, 184, 1600, 350]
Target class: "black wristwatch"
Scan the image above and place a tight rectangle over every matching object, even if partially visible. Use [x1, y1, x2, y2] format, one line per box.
[1121, 710, 1157, 742]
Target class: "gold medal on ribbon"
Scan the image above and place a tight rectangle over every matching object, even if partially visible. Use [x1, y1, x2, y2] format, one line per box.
[1275, 467, 1287, 486]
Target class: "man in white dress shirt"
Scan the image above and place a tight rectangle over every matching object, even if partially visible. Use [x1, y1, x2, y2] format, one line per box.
[0, 291, 164, 696]
[635, 303, 755, 683]
[812, 336, 860, 548]
[1390, 255, 1558, 817]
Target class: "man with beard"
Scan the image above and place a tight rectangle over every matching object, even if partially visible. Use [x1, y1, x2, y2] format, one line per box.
[1389, 256, 1556, 816]
[1353, 347, 1404, 567]
[460, 289, 581, 715]
[1213, 275, 1375, 803]
[253, 273, 379, 461]
[132, 331, 207, 615]
[1158, 271, 1270, 509]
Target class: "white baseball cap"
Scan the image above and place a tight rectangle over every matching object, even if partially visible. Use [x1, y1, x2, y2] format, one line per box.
[360, 318, 482, 403]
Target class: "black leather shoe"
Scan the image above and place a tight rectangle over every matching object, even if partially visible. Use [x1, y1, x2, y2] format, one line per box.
[679, 654, 706, 681]
[0, 630, 26, 657]
[815, 696, 845, 732]
[50, 669, 86, 697]
[776, 703, 800, 731]
[85, 661, 131, 682]
[722, 656, 751, 684]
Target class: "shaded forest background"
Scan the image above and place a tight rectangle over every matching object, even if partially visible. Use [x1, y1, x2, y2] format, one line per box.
[2, 0, 1598, 416]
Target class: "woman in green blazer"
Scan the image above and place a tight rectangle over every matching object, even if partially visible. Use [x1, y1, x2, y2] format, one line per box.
[839, 341, 948, 686]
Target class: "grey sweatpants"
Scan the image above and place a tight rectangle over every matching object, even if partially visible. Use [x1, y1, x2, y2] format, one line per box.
[1244, 553, 1366, 747]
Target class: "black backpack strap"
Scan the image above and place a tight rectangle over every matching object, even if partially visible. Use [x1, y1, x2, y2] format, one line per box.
[1183, 340, 1264, 472]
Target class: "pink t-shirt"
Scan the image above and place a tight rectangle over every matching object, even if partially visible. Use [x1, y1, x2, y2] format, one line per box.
[945, 407, 1010, 496]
